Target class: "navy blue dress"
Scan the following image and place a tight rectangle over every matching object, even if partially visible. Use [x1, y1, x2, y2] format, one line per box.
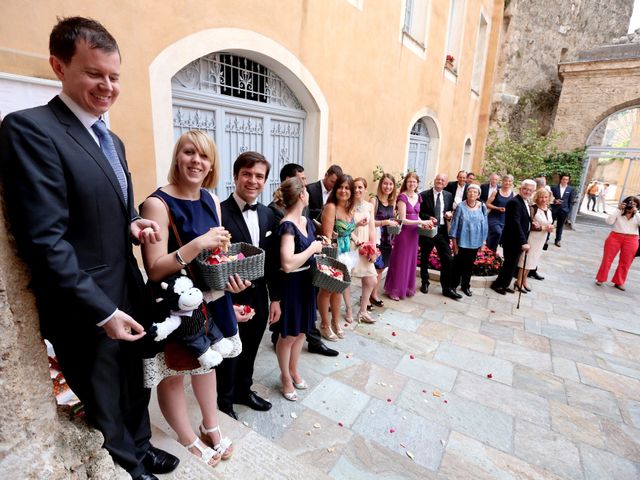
[152, 188, 237, 339]
[487, 190, 514, 251]
[270, 220, 317, 337]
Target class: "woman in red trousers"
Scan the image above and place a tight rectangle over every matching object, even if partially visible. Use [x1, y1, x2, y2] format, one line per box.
[596, 195, 640, 291]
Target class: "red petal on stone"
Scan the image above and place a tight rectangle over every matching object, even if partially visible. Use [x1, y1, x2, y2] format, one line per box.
[389, 428, 395, 433]
[487, 373, 493, 379]
[391, 332, 397, 336]
[409, 354, 415, 359]
[444, 400, 448, 404]
[338, 421, 344, 427]
[387, 398, 392, 403]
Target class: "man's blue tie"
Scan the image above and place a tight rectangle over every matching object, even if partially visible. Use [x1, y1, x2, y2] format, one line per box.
[91, 119, 128, 204]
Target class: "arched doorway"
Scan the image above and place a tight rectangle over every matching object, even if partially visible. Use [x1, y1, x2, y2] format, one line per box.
[461, 138, 472, 171]
[172, 53, 306, 203]
[405, 113, 440, 186]
[576, 106, 640, 223]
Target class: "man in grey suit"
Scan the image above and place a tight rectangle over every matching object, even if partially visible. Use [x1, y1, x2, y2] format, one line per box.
[0, 17, 178, 480]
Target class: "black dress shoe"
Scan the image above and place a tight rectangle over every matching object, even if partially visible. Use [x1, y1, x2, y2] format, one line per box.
[505, 287, 515, 294]
[442, 288, 462, 300]
[236, 391, 272, 411]
[554, 241, 561, 247]
[461, 287, 472, 297]
[219, 406, 238, 420]
[420, 284, 429, 294]
[133, 473, 159, 480]
[143, 446, 180, 474]
[528, 271, 544, 280]
[308, 342, 339, 357]
[491, 285, 506, 295]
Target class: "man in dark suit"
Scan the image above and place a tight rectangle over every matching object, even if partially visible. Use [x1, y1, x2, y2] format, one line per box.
[268, 163, 338, 357]
[445, 170, 469, 207]
[480, 173, 500, 203]
[0, 18, 178, 480]
[418, 173, 462, 300]
[550, 173, 576, 247]
[491, 180, 536, 295]
[306, 164, 343, 220]
[218, 152, 281, 419]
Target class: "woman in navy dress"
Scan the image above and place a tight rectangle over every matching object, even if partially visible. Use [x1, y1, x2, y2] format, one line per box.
[270, 177, 324, 401]
[486, 174, 514, 252]
[141, 130, 251, 468]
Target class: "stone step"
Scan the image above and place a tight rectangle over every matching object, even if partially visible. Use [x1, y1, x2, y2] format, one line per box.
[148, 383, 331, 479]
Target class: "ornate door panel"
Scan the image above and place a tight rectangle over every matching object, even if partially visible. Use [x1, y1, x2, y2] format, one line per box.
[407, 119, 430, 182]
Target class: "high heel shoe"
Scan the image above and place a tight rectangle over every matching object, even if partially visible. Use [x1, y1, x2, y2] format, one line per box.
[513, 282, 528, 294]
[357, 311, 376, 324]
[331, 320, 346, 339]
[199, 424, 233, 460]
[344, 309, 354, 324]
[369, 296, 384, 307]
[183, 437, 221, 468]
[292, 379, 309, 389]
[319, 325, 338, 342]
[282, 390, 298, 401]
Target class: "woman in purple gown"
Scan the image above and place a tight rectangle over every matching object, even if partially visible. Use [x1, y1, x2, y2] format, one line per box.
[384, 172, 432, 300]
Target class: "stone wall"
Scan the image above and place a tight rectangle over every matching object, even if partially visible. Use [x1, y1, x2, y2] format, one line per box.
[491, 0, 633, 136]
[0, 194, 123, 479]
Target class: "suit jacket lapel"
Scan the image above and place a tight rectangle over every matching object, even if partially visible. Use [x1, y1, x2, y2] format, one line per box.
[50, 97, 128, 212]
[226, 196, 253, 243]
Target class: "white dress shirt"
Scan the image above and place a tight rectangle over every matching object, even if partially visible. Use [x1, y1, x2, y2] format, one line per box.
[432, 189, 445, 225]
[233, 192, 260, 246]
[321, 182, 331, 205]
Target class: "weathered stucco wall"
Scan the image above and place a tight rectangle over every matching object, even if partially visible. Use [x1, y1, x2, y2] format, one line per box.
[491, 0, 633, 135]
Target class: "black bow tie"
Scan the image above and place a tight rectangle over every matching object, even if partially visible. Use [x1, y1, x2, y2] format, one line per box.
[243, 203, 258, 212]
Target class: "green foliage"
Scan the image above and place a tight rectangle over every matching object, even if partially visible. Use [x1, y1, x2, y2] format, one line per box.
[483, 120, 560, 180]
[542, 148, 585, 186]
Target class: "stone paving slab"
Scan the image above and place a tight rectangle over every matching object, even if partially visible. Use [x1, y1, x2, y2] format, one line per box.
[146, 224, 640, 479]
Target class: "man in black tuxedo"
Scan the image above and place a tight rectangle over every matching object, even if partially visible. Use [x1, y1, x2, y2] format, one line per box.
[480, 173, 500, 203]
[218, 152, 281, 418]
[0, 17, 178, 480]
[268, 163, 338, 357]
[445, 170, 469, 207]
[550, 174, 576, 247]
[418, 173, 462, 300]
[491, 180, 536, 295]
[306, 164, 343, 220]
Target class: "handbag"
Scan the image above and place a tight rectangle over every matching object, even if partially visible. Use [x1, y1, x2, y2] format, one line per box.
[152, 194, 207, 371]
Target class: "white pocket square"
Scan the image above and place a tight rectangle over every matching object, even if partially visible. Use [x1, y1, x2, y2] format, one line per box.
[266, 231, 272, 237]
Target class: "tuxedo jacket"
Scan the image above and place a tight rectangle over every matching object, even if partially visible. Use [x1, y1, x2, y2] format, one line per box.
[445, 181, 468, 202]
[550, 184, 576, 215]
[419, 188, 454, 222]
[502, 194, 531, 249]
[306, 179, 324, 220]
[0, 96, 146, 340]
[220, 197, 281, 319]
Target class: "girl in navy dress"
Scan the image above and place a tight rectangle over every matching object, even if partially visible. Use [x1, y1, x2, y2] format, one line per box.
[141, 131, 251, 468]
[270, 177, 324, 401]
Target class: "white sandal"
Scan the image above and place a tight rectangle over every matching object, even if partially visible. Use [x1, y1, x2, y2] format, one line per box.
[200, 424, 234, 460]
[183, 437, 221, 467]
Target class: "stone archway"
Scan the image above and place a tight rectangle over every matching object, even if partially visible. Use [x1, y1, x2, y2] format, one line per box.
[149, 28, 329, 187]
[405, 109, 441, 187]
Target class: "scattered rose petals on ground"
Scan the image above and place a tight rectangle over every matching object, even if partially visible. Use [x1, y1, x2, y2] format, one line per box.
[290, 412, 298, 418]
[409, 354, 415, 359]
[487, 373, 493, 379]
[444, 400, 448, 404]
[490, 310, 495, 313]
[313, 423, 321, 429]
[406, 451, 415, 460]
[305, 431, 311, 436]
[402, 416, 407, 420]
[242, 421, 249, 427]
[400, 442, 407, 448]
[389, 427, 395, 433]
[387, 398, 392, 403]
[440, 439, 446, 446]
[391, 331, 397, 336]
[370, 409, 375, 414]
[422, 389, 427, 393]
[327, 447, 336, 453]
[338, 421, 344, 427]
[432, 390, 442, 397]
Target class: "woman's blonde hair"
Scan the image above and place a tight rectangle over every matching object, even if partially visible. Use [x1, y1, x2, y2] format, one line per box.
[274, 177, 306, 210]
[168, 130, 219, 189]
[376, 173, 398, 204]
[533, 188, 551, 203]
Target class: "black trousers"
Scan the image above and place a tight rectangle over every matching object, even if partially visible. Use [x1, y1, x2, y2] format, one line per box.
[216, 285, 269, 409]
[493, 244, 522, 289]
[451, 247, 480, 290]
[52, 329, 151, 477]
[553, 210, 569, 242]
[420, 227, 453, 289]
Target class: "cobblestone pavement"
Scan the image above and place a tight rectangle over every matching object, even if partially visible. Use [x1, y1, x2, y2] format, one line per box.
[151, 222, 640, 479]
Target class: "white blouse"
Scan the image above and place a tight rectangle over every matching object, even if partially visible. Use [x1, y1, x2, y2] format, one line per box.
[606, 209, 640, 235]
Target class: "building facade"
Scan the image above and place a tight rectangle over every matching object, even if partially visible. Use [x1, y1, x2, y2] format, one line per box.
[0, 0, 503, 199]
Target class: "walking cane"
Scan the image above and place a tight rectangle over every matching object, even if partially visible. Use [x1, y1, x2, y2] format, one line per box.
[516, 250, 528, 310]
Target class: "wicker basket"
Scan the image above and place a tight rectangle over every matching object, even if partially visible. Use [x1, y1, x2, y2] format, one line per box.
[311, 256, 351, 293]
[386, 224, 401, 236]
[417, 226, 437, 238]
[195, 242, 265, 290]
[321, 245, 338, 259]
